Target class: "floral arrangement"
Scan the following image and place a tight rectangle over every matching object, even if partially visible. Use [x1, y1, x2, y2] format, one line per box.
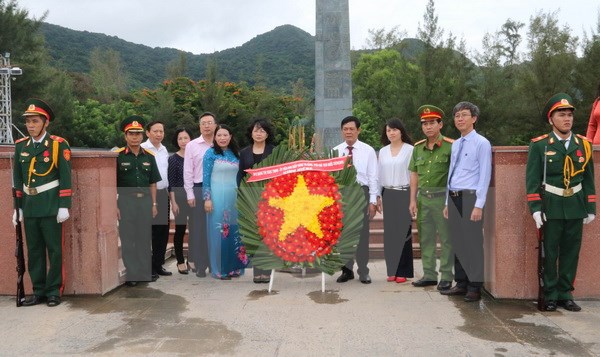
[237, 144, 365, 275]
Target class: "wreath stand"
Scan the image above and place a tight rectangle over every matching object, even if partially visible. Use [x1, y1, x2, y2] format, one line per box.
[267, 269, 326, 293]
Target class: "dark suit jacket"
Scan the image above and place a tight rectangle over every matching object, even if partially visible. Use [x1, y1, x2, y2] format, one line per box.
[237, 144, 275, 186]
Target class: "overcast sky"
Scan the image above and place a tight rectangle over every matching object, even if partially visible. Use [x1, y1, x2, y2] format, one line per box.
[15, 0, 600, 56]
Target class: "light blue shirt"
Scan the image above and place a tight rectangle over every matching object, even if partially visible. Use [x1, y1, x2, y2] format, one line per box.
[447, 129, 492, 208]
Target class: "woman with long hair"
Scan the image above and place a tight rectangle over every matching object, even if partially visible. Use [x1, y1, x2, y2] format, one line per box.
[203, 124, 247, 279]
[167, 127, 194, 274]
[377, 118, 415, 283]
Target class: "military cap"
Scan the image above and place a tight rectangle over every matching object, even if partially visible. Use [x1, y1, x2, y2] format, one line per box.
[543, 93, 575, 121]
[22, 98, 54, 122]
[417, 105, 444, 122]
[120, 115, 146, 133]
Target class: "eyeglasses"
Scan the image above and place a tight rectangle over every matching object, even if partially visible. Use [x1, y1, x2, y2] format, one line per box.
[200, 121, 214, 126]
[454, 113, 472, 119]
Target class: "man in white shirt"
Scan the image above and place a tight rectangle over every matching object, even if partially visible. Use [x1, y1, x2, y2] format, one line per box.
[183, 112, 217, 277]
[333, 116, 378, 284]
[141, 121, 172, 276]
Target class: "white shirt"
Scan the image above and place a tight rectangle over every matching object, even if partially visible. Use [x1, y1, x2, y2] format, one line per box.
[333, 139, 379, 204]
[377, 143, 414, 194]
[141, 140, 169, 190]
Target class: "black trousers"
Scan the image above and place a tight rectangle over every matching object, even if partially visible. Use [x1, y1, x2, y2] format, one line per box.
[447, 191, 484, 291]
[382, 188, 414, 277]
[188, 183, 209, 272]
[152, 189, 170, 272]
[172, 189, 191, 265]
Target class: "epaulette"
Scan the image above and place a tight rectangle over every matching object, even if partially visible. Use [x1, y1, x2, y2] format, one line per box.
[576, 134, 591, 143]
[50, 135, 70, 146]
[113, 147, 126, 153]
[531, 134, 549, 143]
[142, 148, 156, 156]
[15, 136, 29, 144]
[442, 136, 455, 144]
[414, 139, 426, 146]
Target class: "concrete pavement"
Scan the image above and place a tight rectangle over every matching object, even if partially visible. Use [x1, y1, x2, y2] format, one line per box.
[1, 259, 599, 356]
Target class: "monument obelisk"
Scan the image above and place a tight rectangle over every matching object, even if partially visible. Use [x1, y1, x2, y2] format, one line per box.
[314, 0, 352, 151]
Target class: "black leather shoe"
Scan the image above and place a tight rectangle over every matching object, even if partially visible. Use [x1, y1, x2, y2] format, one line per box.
[558, 299, 581, 312]
[47, 296, 61, 307]
[412, 278, 438, 287]
[151, 273, 159, 282]
[125, 281, 138, 287]
[359, 274, 372, 284]
[22, 295, 47, 306]
[336, 270, 354, 283]
[464, 290, 481, 302]
[440, 286, 467, 296]
[544, 300, 557, 311]
[156, 267, 172, 276]
[196, 270, 207, 278]
[437, 280, 452, 291]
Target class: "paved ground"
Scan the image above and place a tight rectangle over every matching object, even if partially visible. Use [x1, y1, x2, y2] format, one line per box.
[1, 259, 599, 356]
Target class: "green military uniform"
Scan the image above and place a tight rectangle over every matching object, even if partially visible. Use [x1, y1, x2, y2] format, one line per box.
[408, 105, 454, 283]
[13, 99, 72, 300]
[526, 93, 596, 303]
[116, 116, 161, 282]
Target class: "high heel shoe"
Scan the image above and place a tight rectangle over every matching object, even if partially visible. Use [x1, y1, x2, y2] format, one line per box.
[178, 263, 189, 274]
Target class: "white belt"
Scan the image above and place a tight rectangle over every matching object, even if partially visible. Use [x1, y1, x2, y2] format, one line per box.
[24, 180, 59, 196]
[545, 183, 581, 197]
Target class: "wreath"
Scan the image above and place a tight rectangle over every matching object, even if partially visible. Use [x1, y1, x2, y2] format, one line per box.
[237, 145, 365, 275]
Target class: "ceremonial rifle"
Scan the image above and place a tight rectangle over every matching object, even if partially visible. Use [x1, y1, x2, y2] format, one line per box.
[536, 146, 547, 311]
[10, 153, 26, 307]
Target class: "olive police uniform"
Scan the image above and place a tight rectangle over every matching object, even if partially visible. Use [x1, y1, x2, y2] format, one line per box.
[116, 116, 162, 282]
[409, 105, 454, 284]
[13, 99, 72, 300]
[526, 93, 596, 304]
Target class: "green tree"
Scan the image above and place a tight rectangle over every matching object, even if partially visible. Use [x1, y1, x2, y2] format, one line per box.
[89, 47, 129, 103]
[0, 0, 52, 111]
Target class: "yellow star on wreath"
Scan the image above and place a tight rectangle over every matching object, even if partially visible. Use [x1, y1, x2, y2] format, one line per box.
[269, 174, 335, 241]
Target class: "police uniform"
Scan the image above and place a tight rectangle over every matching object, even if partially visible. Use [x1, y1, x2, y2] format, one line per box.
[116, 116, 162, 283]
[13, 99, 72, 307]
[408, 105, 454, 288]
[526, 93, 596, 311]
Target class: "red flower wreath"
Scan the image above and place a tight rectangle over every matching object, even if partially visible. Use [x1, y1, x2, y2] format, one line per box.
[257, 171, 343, 263]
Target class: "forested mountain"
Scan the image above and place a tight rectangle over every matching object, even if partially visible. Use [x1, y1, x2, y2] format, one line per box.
[40, 23, 316, 92]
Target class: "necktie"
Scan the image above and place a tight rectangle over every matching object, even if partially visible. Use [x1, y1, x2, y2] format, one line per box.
[33, 142, 39, 149]
[346, 146, 354, 156]
[560, 139, 568, 150]
[448, 138, 464, 187]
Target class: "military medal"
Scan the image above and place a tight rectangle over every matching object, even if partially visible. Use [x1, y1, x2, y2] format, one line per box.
[43, 150, 50, 162]
[44, 157, 50, 162]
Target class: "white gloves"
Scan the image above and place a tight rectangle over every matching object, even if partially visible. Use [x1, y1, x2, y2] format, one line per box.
[57, 208, 70, 223]
[12, 209, 23, 226]
[532, 211, 546, 229]
[583, 214, 596, 225]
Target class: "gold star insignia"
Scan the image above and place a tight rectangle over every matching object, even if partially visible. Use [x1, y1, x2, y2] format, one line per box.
[269, 175, 335, 241]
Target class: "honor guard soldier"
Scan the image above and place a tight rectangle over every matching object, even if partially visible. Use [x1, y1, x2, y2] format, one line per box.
[12, 98, 72, 307]
[526, 93, 596, 312]
[408, 105, 454, 291]
[116, 116, 162, 286]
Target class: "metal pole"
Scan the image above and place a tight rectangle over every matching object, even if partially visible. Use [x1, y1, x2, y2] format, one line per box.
[0, 53, 23, 144]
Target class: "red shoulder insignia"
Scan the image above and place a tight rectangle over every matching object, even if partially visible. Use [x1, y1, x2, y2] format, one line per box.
[414, 139, 426, 146]
[15, 136, 30, 144]
[442, 136, 455, 144]
[50, 135, 70, 146]
[576, 134, 591, 143]
[143, 148, 156, 156]
[531, 134, 549, 143]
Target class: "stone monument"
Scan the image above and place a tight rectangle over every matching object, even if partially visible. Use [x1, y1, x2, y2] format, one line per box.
[314, 0, 353, 151]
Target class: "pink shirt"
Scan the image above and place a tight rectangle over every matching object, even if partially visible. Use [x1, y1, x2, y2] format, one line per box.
[183, 135, 212, 200]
